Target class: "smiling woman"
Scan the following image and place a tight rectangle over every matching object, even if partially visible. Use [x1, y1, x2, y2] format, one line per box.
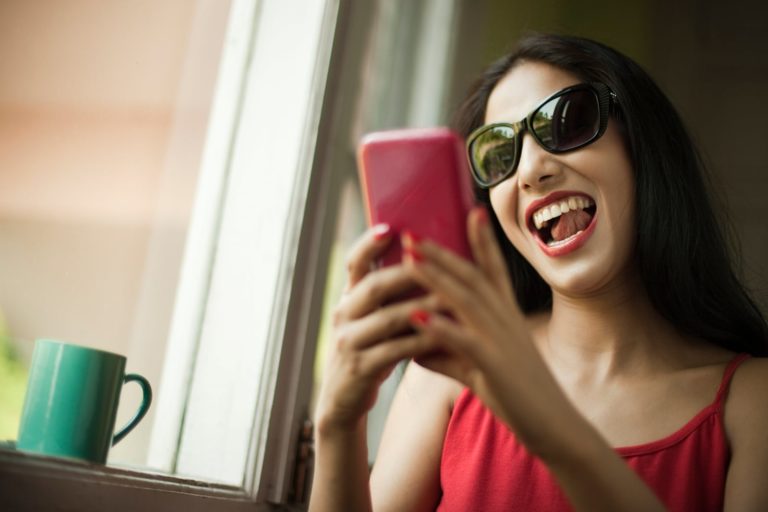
[2, 1, 766, 510]
[483, 62, 637, 290]
[309, 33, 768, 512]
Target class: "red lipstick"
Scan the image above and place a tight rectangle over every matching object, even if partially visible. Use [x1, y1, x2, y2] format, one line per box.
[525, 190, 597, 257]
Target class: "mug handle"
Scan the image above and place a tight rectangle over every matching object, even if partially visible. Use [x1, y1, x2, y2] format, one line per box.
[112, 374, 153, 446]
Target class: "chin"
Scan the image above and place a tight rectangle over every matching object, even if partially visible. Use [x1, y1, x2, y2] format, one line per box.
[534, 259, 618, 298]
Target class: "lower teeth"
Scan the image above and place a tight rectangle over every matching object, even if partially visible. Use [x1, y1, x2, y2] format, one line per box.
[546, 230, 583, 247]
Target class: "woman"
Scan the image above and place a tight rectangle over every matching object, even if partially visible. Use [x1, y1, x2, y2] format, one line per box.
[309, 34, 768, 511]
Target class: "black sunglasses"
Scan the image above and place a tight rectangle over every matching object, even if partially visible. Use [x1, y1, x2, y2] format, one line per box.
[466, 83, 618, 188]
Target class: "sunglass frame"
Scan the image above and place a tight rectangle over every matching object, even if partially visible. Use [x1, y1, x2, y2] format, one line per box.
[466, 82, 617, 188]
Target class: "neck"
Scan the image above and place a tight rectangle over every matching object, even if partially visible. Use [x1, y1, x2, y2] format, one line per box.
[542, 274, 683, 381]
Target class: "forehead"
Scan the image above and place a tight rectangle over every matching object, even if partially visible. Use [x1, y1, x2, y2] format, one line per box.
[485, 62, 582, 124]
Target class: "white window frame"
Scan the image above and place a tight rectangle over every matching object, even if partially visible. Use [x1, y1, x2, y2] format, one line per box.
[149, 0, 341, 489]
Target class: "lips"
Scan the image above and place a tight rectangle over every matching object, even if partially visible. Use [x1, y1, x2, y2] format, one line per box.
[525, 190, 597, 257]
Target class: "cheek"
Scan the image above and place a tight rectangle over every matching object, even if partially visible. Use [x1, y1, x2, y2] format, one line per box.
[604, 159, 636, 224]
[489, 180, 527, 248]
[489, 180, 519, 224]
[596, 154, 637, 259]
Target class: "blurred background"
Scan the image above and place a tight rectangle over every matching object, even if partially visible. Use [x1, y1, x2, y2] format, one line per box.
[0, 0, 231, 466]
[1, 0, 765, 477]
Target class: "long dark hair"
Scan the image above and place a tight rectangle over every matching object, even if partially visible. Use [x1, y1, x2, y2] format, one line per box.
[453, 33, 768, 356]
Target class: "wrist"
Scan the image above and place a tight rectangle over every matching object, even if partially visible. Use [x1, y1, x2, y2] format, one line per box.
[315, 411, 368, 441]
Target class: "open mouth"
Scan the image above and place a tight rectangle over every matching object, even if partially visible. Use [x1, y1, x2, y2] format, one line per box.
[529, 194, 597, 248]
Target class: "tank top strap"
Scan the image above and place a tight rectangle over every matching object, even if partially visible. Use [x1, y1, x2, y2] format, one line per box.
[713, 352, 751, 406]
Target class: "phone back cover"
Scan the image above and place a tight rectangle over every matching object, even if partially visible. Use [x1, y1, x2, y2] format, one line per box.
[358, 127, 476, 267]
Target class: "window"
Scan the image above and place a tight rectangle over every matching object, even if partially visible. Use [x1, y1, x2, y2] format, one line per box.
[0, 0, 461, 508]
[0, 0, 234, 469]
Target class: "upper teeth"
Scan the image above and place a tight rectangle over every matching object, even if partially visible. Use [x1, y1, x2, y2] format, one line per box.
[532, 196, 594, 230]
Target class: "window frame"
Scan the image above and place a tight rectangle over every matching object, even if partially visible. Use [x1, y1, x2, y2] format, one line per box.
[159, 0, 342, 488]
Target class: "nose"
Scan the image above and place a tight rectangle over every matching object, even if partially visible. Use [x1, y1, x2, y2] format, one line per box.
[515, 132, 563, 191]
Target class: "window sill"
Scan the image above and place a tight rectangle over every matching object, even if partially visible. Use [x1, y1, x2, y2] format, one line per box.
[0, 448, 292, 511]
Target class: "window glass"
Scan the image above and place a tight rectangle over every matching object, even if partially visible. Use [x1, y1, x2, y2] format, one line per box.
[0, 0, 232, 470]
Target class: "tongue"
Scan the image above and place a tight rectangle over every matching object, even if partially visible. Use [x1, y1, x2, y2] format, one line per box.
[550, 209, 592, 242]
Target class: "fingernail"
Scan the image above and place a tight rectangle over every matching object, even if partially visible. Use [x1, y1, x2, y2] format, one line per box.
[372, 223, 392, 240]
[402, 230, 421, 246]
[410, 309, 430, 326]
[474, 206, 489, 224]
[403, 245, 424, 262]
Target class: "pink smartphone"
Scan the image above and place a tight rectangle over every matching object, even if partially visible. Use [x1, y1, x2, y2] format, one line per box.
[357, 127, 476, 268]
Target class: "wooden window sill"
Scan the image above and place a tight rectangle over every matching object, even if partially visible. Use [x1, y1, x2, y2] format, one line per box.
[0, 448, 283, 511]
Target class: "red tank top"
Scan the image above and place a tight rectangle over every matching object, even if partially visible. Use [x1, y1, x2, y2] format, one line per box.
[437, 353, 750, 512]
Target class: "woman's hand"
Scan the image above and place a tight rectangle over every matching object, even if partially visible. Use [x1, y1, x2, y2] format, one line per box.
[314, 223, 440, 436]
[403, 207, 569, 453]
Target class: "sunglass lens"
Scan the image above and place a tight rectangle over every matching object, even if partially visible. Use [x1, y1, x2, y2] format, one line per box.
[532, 89, 600, 151]
[470, 125, 518, 186]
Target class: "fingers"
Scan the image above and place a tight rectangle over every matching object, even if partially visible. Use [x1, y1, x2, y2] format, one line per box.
[335, 263, 419, 323]
[407, 250, 498, 328]
[335, 222, 422, 323]
[361, 333, 438, 376]
[406, 310, 478, 383]
[344, 223, 394, 290]
[317, 329, 435, 432]
[336, 293, 440, 350]
[401, 234, 476, 291]
[401, 207, 519, 320]
[402, 233, 500, 324]
[467, 207, 515, 301]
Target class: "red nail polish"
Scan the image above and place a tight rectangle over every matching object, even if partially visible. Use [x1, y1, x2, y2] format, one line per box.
[475, 206, 489, 224]
[403, 245, 424, 262]
[372, 223, 392, 240]
[410, 309, 430, 326]
[402, 230, 421, 244]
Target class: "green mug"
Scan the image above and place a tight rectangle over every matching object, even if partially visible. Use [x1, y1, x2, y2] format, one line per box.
[16, 339, 152, 463]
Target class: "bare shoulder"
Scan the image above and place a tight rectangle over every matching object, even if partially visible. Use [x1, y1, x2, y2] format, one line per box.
[725, 356, 768, 433]
[723, 357, 768, 511]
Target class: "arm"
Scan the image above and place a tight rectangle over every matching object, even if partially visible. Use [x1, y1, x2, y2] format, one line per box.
[311, 418, 371, 512]
[309, 225, 442, 512]
[535, 412, 668, 512]
[403, 207, 666, 512]
[723, 358, 768, 511]
[312, 361, 457, 512]
[370, 362, 461, 512]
